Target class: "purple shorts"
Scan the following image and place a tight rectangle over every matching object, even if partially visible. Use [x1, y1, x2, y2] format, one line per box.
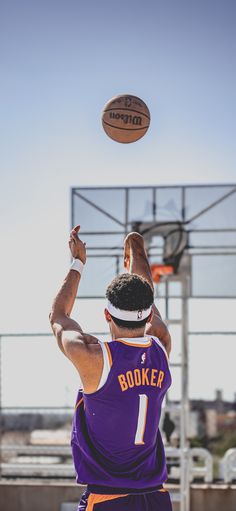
[78, 488, 172, 511]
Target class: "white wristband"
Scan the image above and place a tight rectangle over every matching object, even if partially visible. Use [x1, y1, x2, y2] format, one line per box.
[70, 258, 84, 275]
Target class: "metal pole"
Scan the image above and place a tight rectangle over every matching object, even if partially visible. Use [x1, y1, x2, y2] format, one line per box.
[165, 280, 170, 407]
[125, 188, 129, 235]
[116, 256, 120, 276]
[180, 271, 190, 511]
[0, 335, 2, 479]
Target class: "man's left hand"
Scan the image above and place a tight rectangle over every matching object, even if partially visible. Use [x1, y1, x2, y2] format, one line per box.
[69, 225, 86, 263]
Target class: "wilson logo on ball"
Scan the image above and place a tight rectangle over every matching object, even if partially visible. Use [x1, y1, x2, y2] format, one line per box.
[109, 112, 142, 126]
[101, 94, 150, 144]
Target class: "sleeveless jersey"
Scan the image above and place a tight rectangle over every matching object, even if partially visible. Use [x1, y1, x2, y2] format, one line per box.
[71, 336, 171, 491]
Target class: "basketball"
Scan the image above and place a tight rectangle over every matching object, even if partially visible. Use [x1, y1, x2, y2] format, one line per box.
[101, 94, 150, 143]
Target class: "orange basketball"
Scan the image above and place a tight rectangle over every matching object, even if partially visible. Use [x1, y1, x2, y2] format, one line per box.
[101, 94, 150, 143]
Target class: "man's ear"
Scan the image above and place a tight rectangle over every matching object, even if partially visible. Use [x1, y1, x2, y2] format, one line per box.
[104, 308, 112, 322]
[147, 310, 153, 323]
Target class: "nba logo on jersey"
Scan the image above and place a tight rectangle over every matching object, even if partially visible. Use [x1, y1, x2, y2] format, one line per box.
[141, 352, 146, 364]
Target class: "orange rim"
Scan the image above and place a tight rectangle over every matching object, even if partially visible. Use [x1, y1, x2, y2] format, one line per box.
[150, 264, 174, 283]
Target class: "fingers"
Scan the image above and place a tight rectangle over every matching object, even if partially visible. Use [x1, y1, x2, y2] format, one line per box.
[128, 232, 144, 242]
[124, 232, 144, 247]
[69, 225, 80, 242]
[69, 225, 86, 246]
[127, 233, 145, 251]
[70, 225, 80, 236]
[69, 233, 77, 243]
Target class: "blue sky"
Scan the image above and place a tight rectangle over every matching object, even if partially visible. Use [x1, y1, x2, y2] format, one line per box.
[0, 0, 236, 404]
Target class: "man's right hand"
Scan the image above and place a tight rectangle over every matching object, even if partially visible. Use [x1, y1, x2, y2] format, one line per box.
[123, 232, 171, 354]
[124, 232, 146, 271]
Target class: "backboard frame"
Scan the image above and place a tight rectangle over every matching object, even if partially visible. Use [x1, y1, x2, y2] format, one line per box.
[71, 183, 236, 299]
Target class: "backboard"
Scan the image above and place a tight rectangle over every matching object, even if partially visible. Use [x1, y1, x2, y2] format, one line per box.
[71, 184, 236, 298]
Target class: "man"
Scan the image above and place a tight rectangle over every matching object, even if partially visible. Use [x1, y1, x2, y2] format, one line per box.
[50, 225, 172, 511]
[163, 412, 176, 445]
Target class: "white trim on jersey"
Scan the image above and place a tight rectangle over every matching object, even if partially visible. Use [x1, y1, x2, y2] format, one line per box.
[149, 335, 169, 361]
[119, 336, 152, 346]
[95, 336, 168, 391]
[96, 341, 112, 390]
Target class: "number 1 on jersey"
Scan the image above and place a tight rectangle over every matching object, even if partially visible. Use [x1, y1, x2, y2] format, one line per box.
[134, 394, 149, 445]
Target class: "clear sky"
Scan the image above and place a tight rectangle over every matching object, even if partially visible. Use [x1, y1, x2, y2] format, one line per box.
[0, 0, 236, 405]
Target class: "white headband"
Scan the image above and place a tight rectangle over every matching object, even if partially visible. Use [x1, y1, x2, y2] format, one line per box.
[107, 301, 152, 322]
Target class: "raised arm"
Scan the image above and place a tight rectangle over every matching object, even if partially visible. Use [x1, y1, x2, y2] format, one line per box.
[124, 232, 171, 356]
[49, 226, 102, 392]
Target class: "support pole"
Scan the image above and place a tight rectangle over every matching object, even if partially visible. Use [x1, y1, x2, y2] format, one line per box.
[0, 335, 2, 479]
[180, 270, 190, 511]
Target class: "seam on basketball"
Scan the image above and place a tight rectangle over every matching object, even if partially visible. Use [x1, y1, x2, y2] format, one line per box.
[102, 120, 149, 131]
[103, 108, 150, 120]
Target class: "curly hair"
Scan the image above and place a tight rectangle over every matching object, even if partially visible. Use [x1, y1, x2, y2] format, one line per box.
[106, 273, 153, 330]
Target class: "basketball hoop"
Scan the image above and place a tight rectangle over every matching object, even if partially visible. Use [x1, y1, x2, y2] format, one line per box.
[151, 264, 174, 283]
[133, 221, 189, 272]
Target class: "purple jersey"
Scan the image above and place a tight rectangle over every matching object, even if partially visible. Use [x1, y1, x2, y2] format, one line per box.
[71, 336, 171, 491]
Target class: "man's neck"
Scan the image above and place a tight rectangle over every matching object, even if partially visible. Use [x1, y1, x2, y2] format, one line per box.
[112, 328, 146, 340]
